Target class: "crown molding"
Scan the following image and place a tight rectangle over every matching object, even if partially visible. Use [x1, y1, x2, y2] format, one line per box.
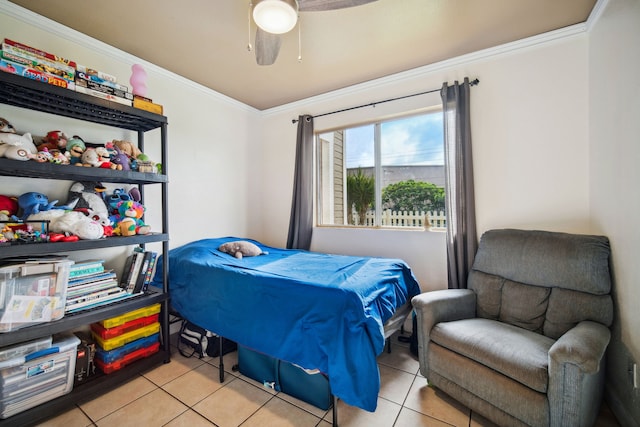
[0, 0, 259, 114]
[261, 22, 588, 117]
[585, 0, 609, 32]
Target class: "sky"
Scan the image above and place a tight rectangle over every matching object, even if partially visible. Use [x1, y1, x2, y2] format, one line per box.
[345, 112, 443, 168]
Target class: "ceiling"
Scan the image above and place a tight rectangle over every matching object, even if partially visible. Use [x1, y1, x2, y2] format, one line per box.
[8, 0, 596, 111]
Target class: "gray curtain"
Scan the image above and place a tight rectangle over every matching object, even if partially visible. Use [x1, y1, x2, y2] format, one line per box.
[286, 114, 314, 250]
[441, 78, 477, 289]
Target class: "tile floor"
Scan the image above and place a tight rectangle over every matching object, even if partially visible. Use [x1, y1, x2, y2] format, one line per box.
[37, 332, 621, 427]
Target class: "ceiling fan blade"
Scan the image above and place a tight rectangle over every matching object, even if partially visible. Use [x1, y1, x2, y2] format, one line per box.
[255, 27, 283, 66]
[298, 0, 377, 12]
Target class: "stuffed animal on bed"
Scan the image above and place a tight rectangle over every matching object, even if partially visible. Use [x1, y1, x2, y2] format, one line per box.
[218, 240, 268, 259]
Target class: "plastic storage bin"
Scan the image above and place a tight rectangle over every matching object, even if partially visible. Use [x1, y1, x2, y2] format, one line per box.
[0, 334, 80, 419]
[95, 341, 160, 374]
[97, 303, 160, 329]
[238, 346, 332, 410]
[90, 313, 159, 340]
[0, 336, 53, 368]
[95, 333, 159, 364]
[91, 322, 159, 351]
[0, 260, 72, 332]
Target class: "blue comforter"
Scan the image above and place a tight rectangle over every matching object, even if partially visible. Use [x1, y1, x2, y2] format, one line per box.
[151, 237, 421, 411]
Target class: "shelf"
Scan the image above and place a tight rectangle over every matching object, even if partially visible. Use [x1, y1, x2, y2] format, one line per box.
[0, 158, 167, 184]
[0, 72, 167, 132]
[0, 288, 168, 347]
[0, 233, 168, 257]
[0, 64, 170, 426]
[0, 349, 171, 427]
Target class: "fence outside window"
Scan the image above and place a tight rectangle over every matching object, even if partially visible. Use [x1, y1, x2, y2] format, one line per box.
[352, 210, 446, 229]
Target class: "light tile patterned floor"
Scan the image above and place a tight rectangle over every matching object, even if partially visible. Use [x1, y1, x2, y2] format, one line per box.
[36, 332, 621, 427]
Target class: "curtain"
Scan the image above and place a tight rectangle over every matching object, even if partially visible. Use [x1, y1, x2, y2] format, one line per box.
[286, 114, 314, 250]
[441, 78, 477, 289]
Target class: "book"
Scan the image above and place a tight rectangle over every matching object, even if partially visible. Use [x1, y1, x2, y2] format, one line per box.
[69, 259, 105, 278]
[142, 252, 158, 292]
[66, 284, 123, 306]
[75, 85, 132, 106]
[3, 38, 77, 69]
[74, 77, 133, 100]
[75, 69, 129, 92]
[0, 58, 75, 90]
[76, 64, 117, 83]
[132, 251, 153, 294]
[0, 48, 75, 81]
[65, 289, 131, 314]
[68, 271, 116, 288]
[125, 251, 145, 293]
[133, 96, 163, 115]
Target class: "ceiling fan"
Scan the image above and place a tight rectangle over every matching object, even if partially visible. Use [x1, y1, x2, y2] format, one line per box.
[250, 0, 378, 65]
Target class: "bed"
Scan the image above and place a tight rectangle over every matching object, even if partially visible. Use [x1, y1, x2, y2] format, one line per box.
[151, 237, 421, 411]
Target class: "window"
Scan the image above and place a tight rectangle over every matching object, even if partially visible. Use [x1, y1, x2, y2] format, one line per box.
[316, 110, 445, 229]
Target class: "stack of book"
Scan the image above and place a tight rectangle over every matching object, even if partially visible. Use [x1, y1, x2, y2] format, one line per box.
[65, 260, 130, 314]
[120, 249, 157, 295]
[0, 38, 76, 90]
[74, 64, 133, 106]
[132, 94, 163, 115]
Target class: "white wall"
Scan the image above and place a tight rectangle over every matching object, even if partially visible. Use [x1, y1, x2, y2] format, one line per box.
[253, 29, 591, 291]
[0, 3, 259, 272]
[589, 0, 640, 424]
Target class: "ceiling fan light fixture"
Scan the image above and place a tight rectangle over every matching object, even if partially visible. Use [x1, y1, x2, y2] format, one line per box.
[253, 0, 298, 34]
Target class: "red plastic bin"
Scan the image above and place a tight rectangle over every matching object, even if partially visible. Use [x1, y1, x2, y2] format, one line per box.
[94, 341, 160, 374]
[90, 314, 159, 340]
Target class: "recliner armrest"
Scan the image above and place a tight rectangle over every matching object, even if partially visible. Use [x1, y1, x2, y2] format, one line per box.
[412, 289, 476, 377]
[549, 320, 611, 374]
[412, 289, 476, 332]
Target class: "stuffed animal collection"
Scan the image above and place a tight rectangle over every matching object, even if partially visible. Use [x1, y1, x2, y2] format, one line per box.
[0, 117, 156, 171]
[0, 184, 151, 243]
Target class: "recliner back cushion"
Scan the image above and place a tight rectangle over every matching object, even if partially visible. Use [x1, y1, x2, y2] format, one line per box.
[544, 287, 613, 339]
[499, 280, 550, 333]
[468, 270, 503, 319]
[469, 271, 551, 333]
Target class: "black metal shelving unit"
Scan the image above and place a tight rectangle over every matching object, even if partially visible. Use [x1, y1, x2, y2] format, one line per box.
[0, 72, 170, 426]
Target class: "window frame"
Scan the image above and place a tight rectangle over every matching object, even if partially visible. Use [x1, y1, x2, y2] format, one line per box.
[315, 106, 444, 230]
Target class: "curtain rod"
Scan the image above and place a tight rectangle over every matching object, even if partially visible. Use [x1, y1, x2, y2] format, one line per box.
[292, 78, 479, 124]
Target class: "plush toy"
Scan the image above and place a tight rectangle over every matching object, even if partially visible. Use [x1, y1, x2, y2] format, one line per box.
[65, 136, 86, 165]
[110, 146, 130, 170]
[31, 147, 54, 163]
[44, 149, 68, 165]
[38, 130, 68, 152]
[0, 195, 18, 221]
[27, 210, 104, 240]
[81, 147, 117, 169]
[113, 140, 142, 160]
[66, 181, 110, 227]
[0, 118, 37, 161]
[111, 200, 150, 235]
[17, 192, 77, 220]
[218, 240, 267, 259]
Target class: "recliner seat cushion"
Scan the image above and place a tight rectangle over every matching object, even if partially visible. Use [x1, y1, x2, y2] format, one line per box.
[431, 318, 555, 393]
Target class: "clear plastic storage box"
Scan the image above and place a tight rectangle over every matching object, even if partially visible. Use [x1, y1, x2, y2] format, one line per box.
[0, 334, 80, 419]
[0, 260, 72, 332]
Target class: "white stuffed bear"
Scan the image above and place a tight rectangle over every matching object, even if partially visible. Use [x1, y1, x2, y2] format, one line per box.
[27, 210, 104, 240]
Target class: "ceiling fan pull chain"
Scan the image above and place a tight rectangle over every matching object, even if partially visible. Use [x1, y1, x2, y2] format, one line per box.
[247, 2, 253, 52]
[298, 15, 302, 62]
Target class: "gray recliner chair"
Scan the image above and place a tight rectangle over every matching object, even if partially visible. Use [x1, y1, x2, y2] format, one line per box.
[412, 229, 613, 427]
